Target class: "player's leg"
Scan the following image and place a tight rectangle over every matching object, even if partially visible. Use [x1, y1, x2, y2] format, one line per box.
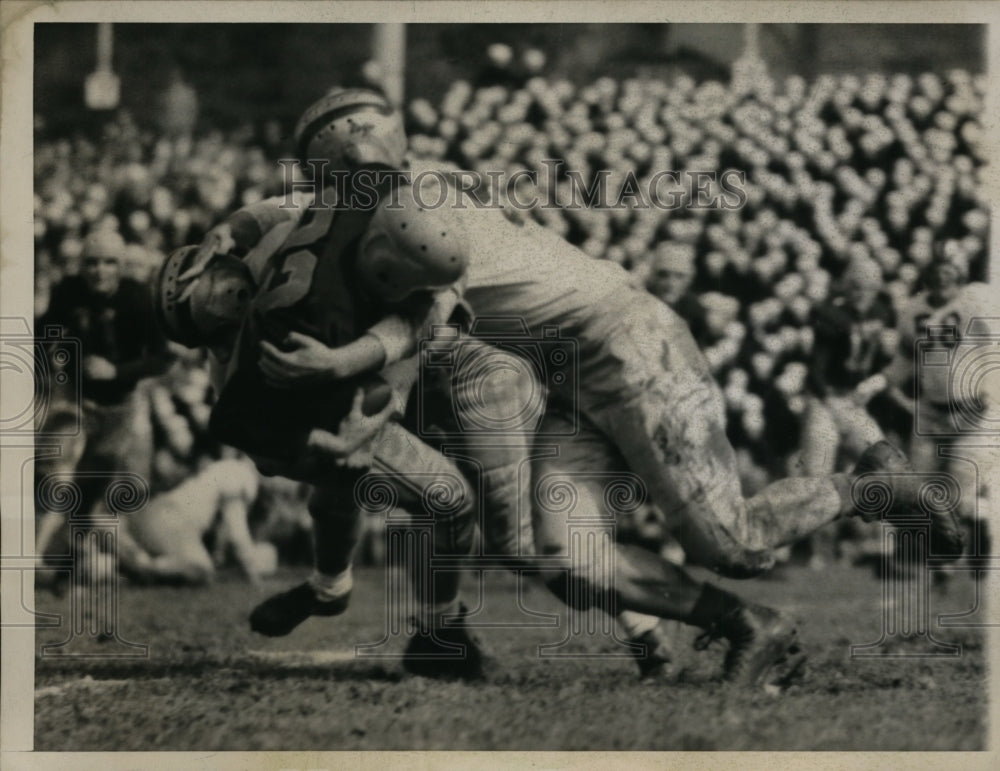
[138, 544, 216, 586]
[249, 474, 362, 636]
[34, 407, 89, 587]
[247, 419, 484, 668]
[530, 414, 674, 677]
[579, 292, 952, 577]
[532, 413, 802, 687]
[370, 420, 492, 679]
[584, 357, 849, 576]
[446, 335, 539, 557]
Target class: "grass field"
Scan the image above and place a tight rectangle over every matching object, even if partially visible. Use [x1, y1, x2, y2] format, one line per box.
[33, 562, 988, 751]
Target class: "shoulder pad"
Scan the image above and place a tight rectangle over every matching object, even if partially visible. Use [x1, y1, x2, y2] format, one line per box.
[359, 180, 469, 302]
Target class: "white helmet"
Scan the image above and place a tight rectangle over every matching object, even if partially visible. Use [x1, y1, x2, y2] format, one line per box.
[294, 88, 407, 177]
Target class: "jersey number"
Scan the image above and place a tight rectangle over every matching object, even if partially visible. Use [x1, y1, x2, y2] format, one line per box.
[253, 208, 335, 312]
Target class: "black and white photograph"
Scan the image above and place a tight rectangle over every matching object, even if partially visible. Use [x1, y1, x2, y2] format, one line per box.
[1, 1, 998, 764]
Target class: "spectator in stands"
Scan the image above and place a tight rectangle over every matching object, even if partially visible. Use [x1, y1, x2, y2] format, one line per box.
[646, 242, 709, 344]
[36, 230, 172, 558]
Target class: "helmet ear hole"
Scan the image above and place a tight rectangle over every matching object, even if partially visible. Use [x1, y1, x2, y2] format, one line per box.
[156, 247, 254, 348]
[155, 245, 204, 347]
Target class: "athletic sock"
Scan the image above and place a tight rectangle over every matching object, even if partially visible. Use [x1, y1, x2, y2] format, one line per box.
[618, 610, 660, 639]
[308, 567, 353, 602]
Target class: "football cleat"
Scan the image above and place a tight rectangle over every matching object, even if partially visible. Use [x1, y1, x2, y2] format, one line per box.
[249, 582, 351, 637]
[629, 627, 674, 681]
[402, 604, 494, 681]
[695, 603, 802, 689]
[851, 441, 965, 559]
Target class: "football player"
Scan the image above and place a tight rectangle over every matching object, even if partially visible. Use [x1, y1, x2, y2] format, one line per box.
[164, 173, 678, 681]
[886, 251, 999, 524]
[116, 457, 275, 586]
[157, 233, 490, 680]
[799, 256, 897, 477]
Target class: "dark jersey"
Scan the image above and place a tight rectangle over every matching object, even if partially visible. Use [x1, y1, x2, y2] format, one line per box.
[40, 275, 171, 405]
[209, 202, 391, 462]
[672, 292, 711, 347]
[808, 294, 896, 397]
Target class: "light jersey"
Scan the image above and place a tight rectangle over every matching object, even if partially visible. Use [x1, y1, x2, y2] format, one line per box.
[460, 207, 638, 335]
[405, 159, 639, 334]
[889, 282, 998, 404]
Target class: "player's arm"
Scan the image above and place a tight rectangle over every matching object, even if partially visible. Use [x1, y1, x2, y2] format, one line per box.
[259, 178, 469, 386]
[258, 313, 408, 387]
[258, 281, 464, 388]
[851, 325, 896, 405]
[225, 193, 311, 253]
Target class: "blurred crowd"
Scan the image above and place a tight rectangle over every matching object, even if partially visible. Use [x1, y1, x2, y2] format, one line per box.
[406, 47, 988, 483]
[33, 48, 989, 568]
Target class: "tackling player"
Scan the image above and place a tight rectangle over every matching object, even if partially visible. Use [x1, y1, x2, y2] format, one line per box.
[259, 89, 965, 572]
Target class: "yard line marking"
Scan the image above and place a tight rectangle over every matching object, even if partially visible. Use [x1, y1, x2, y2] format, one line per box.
[35, 675, 132, 698]
[245, 649, 359, 665]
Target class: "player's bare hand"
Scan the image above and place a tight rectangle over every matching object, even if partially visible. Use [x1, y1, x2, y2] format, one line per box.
[306, 389, 394, 467]
[259, 332, 343, 387]
[84, 355, 117, 381]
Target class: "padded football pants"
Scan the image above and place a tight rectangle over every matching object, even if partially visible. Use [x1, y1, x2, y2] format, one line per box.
[572, 291, 853, 577]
